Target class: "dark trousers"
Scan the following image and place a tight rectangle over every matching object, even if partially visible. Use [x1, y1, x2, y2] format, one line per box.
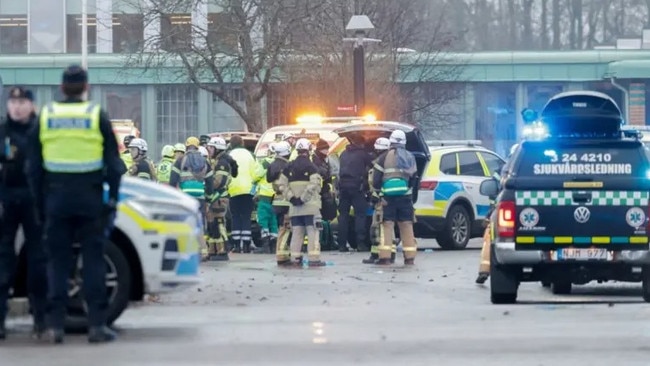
[337, 189, 369, 250]
[43, 184, 107, 328]
[229, 194, 254, 250]
[0, 194, 47, 324]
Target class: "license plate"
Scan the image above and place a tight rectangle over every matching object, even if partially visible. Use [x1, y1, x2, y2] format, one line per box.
[554, 248, 611, 261]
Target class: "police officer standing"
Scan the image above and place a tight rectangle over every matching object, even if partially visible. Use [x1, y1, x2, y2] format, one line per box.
[27, 65, 125, 343]
[0, 87, 47, 340]
[337, 135, 373, 252]
[371, 130, 418, 265]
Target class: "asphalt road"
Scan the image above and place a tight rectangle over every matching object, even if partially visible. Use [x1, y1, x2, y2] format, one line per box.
[3, 238, 650, 366]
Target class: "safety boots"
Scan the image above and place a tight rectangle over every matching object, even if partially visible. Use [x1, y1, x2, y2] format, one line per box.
[254, 236, 271, 254]
[269, 238, 277, 254]
[308, 260, 326, 267]
[87, 326, 117, 343]
[210, 253, 229, 261]
[362, 253, 378, 264]
[475, 272, 489, 284]
[229, 238, 242, 253]
[363, 252, 395, 264]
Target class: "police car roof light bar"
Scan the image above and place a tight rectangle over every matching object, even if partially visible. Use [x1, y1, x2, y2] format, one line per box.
[426, 140, 483, 147]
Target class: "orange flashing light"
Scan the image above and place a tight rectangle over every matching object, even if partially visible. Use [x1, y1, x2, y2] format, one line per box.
[296, 114, 324, 124]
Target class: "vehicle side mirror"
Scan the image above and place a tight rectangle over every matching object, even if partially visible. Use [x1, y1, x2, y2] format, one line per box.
[479, 178, 499, 199]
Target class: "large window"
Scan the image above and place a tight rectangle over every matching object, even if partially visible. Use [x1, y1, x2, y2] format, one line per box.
[157, 85, 198, 146]
[104, 86, 143, 131]
[211, 87, 246, 132]
[0, 15, 27, 54]
[161, 13, 191, 52]
[113, 13, 143, 53]
[474, 83, 517, 157]
[207, 12, 238, 54]
[66, 14, 97, 53]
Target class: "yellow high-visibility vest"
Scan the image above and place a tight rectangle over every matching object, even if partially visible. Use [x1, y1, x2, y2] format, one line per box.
[39, 102, 104, 173]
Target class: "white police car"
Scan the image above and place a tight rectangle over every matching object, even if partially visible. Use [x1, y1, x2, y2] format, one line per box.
[14, 176, 202, 331]
[414, 141, 506, 249]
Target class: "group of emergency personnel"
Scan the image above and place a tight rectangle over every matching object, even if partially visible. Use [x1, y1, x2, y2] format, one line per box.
[260, 129, 419, 267]
[0, 65, 124, 344]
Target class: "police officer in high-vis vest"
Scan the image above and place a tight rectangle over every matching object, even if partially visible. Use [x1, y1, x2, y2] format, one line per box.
[371, 130, 418, 265]
[27, 65, 125, 344]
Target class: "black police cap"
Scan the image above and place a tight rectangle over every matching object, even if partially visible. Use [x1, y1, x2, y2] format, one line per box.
[62, 64, 88, 84]
[7, 86, 34, 101]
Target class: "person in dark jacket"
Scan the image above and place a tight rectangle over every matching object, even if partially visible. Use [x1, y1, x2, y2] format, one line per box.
[336, 135, 373, 252]
[266, 141, 292, 264]
[204, 136, 238, 261]
[0, 87, 48, 341]
[282, 138, 325, 267]
[27, 65, 126, 344]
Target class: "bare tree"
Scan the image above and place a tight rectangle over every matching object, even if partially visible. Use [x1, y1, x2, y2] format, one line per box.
[274, 0, 466, 136]
[120, 0, 323, 133]
[541, 0, 549, 49]
[552, 0, 561, 48]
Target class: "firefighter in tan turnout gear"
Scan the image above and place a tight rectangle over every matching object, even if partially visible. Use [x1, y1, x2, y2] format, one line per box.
[282, 138, 326, 267]
[204, 136, 238, 261]
[363, 137, 397, 264]
[476, 143, 518, 284]
[371, 130, 418, 265]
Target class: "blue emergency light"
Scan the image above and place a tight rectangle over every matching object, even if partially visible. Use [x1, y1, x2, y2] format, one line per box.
[521, 108, 538, 124]
[538, 91, 624, 140]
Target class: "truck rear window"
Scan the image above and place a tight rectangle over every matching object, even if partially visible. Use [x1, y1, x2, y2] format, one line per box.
[515, 143, 648, 178]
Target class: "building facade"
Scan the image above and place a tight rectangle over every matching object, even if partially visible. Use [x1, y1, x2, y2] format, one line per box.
[2, 1, 650, 158]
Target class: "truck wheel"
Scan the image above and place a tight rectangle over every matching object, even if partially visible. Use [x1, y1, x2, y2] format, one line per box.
[438, 205, 470, 250]
[490, 244, 519, 304]
[65, 240, 132, 333]
[642, 266, 650, 302]
[551, 280, 571, 295]
[541, 281, 551, 288]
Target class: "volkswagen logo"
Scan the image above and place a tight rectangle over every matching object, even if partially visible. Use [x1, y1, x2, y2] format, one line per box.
[574, 206, 591, 224]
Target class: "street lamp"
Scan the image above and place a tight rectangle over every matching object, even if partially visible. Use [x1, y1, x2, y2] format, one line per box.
[343, 15, 380, 116]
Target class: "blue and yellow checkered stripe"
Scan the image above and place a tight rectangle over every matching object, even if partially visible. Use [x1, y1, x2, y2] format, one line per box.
[516, 236, 648, 244]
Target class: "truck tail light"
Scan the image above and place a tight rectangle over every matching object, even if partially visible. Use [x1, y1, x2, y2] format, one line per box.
[497, 201, 516, 238]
